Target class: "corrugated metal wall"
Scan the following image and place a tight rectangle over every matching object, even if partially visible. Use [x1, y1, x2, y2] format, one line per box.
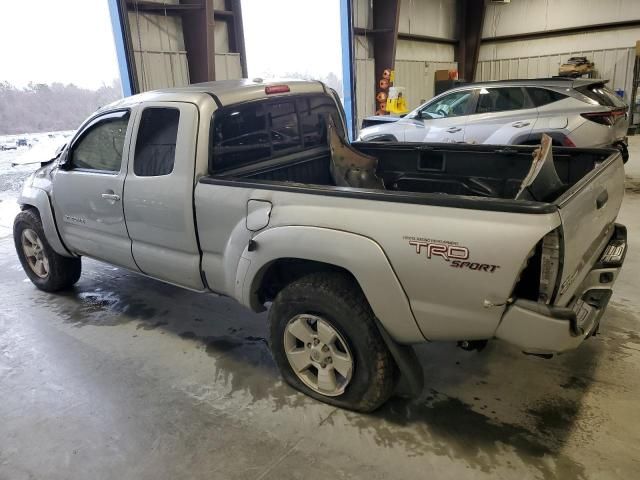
[126, 0, 243, 92]
[215, 54, 243, 81]
[395, 60, 458, 111]
[355, 58, 375, 129]
[398, 0, 456, 40]
[476, 47, 636, 104]
[128, 11, 190, 91]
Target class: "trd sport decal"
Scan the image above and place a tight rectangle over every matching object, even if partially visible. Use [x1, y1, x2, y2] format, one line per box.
[403, 236, 500, 273]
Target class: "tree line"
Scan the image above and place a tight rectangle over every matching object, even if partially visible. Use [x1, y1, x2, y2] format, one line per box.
[0, 81, 121, 135]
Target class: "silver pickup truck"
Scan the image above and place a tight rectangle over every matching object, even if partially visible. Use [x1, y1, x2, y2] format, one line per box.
[14, 80, 627, 411]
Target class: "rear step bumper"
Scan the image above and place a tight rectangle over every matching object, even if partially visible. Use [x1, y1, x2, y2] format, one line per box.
[495, 224, 627, 354]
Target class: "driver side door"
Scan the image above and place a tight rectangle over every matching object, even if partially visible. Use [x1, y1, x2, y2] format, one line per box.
[52, 109, 139, 271]
[403, 89, 473, 143]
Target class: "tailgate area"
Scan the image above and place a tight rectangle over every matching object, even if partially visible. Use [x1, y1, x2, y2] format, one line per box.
[554, 152, 625, 307]
[496, 224, 627, 354]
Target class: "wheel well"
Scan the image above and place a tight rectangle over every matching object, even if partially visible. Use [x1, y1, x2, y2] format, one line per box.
[20, 204, 38, 213]
[256, 258, 358, 304]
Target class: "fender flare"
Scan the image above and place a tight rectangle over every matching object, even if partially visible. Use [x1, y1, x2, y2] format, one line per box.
[239, 225, 425, 343]
[18, 185, 74, 257]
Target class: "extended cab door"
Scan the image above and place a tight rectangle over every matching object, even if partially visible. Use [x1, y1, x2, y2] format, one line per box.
[463, 87, 536, 145]
[52, 110, 138, 270]
[403, 89, 473, 143]
[123, 102, 205, 291]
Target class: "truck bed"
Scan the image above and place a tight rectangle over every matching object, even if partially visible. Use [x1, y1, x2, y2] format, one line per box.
[216, 142, 614, 205]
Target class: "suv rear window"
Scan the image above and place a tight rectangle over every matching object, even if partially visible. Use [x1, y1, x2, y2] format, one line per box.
[577, 84, 626, 107]
[526, 87, 567, 107]
[210, 94, 343, 172]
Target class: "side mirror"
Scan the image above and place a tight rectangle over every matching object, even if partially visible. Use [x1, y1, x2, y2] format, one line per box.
[57, 148, 71, 169]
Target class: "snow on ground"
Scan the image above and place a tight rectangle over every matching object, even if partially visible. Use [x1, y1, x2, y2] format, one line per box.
[0, 131, 72, 236]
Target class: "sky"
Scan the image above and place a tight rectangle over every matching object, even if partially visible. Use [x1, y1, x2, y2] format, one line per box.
[0, 0, 343, 89]
[241, 0, 343, 80]
[0, 0, 120, 89]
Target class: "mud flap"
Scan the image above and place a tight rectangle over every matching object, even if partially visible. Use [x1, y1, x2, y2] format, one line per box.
[374, 318, 424, 397]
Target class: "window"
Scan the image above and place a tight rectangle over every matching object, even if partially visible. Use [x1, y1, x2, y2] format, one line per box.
[419, 90, 473, 119]
[527, 88, 567, 107]
[71, 113, 129, 171]
[134, 108, 180, 176]
[270, 101, 300, 153]
[475, 87, 526, 113]
[298, 95, 345, 147]
[576, 84, 626, 108]
[211, 94, 344, 171]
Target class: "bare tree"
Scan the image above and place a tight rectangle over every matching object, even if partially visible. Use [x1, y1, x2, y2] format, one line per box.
[0, 80, 122, 135]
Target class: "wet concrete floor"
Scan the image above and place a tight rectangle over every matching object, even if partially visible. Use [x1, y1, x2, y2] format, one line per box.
[1, 145, 640, 479]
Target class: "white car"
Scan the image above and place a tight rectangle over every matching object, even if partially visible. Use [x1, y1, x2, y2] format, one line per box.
[359, 78, 629, 161]
[0, 140, 17, 151]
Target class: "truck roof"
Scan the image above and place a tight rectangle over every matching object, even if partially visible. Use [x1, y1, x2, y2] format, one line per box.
[106, 79, 329, 110]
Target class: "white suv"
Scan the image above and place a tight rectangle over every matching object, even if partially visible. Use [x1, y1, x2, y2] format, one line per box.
[358, 78, 629, 161]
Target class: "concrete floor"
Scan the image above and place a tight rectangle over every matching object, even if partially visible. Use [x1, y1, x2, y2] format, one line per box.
[1, 141, 640, 480]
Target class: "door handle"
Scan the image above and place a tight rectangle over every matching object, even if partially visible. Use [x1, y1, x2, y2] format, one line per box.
[512, 121, 531, 128]
[446, 127, 462, 133]
[101, 193, 121, 202]
[596, 190, 608, 209]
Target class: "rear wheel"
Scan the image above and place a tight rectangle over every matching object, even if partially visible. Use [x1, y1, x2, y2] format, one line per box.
[13, 209, 81, 292]
[269, 272, 397, 412]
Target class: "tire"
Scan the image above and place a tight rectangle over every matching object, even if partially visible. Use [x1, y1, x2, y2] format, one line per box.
[269, 271, 397, 412]
[13, 209, 81, 292]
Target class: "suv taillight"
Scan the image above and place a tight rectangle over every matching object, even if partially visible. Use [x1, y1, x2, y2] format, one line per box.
[581, 108, 626, 126]
[539, 229, 561, 304]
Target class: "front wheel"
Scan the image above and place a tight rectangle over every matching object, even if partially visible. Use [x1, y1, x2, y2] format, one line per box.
[13, 209, 81, 292]
[269, 272, 397, 412]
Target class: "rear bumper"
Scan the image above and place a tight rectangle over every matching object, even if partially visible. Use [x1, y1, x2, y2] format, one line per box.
[495, 224, 627, 354]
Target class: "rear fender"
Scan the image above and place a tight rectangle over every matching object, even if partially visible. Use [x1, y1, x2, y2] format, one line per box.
[239, 226, 425, 343]
[18, 186, 74, 257]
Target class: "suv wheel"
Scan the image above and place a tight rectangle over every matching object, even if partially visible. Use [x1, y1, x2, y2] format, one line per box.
[269, 272, 397, 412]
[13, 209, 81, 292]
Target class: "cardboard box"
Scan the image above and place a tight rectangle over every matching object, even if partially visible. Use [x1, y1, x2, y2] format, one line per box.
[434, 69, 451, 82]
[636, 40, 640, 57]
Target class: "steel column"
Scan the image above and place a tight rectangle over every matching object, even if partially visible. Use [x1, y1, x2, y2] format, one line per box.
[340, 0, 356, 139]
[456, 0, 486, 82]
[107, 0, 135, 96]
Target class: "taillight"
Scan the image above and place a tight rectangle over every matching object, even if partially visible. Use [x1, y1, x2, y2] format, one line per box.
[561, 136, 576, 147]
[581, 108, 626, 126]
[265, 85, 290, 95]
[539, 229, 561, 304]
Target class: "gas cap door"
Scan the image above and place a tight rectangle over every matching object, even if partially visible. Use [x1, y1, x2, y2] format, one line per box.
[246, 199, 272, 231]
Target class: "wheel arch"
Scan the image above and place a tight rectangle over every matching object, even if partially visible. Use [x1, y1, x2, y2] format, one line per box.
[240, 226, 425, 343]
[18, 186, 74, 257]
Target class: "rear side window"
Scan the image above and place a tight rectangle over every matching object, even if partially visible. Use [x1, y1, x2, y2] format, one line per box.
[526, 87, 567, 107]
[134, 108, 180, 177]
[211, 94, 343, 172]
[577, 84, 627, 107]
[476, 87, 526, 113]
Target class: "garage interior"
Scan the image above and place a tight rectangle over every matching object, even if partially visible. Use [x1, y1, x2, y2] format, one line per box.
[2, 0, 640, 479]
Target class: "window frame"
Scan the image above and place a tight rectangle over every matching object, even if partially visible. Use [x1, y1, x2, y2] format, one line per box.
[66, 109, 131, 175]
[208, 93, 346, 174]
[133, 106, 181, 177]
